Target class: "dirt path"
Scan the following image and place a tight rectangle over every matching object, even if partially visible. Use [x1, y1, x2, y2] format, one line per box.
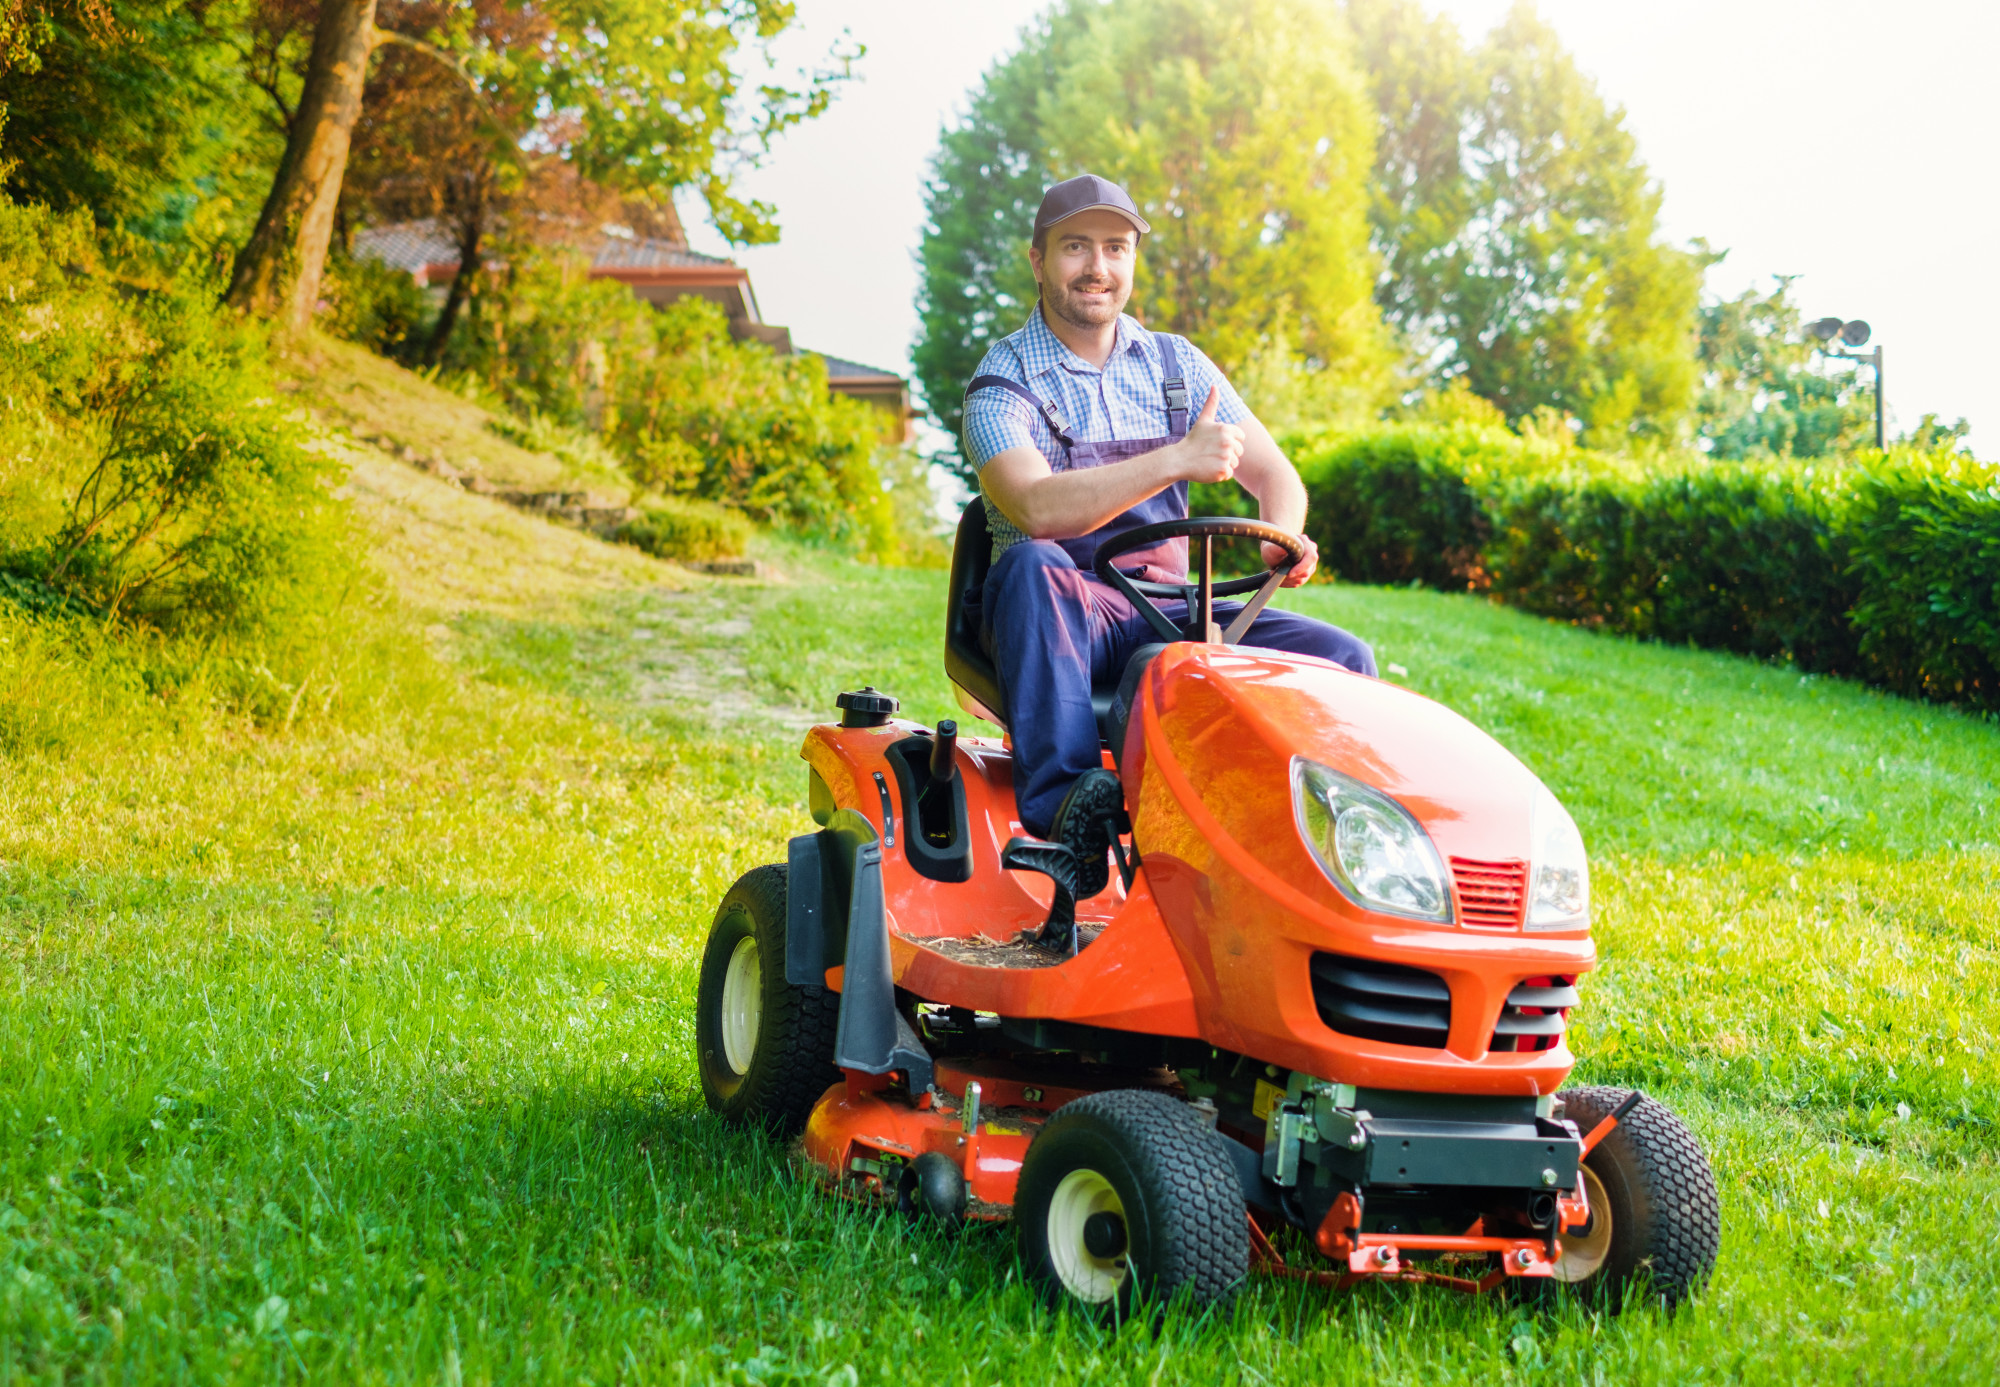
[602, 583, 822, 732]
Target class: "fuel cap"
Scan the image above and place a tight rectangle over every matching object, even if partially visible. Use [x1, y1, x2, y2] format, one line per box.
[836, 685, 898, 728]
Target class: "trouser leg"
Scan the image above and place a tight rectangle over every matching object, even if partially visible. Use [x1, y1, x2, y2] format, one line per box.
[1213, 602, 1377, 676]
[1101, 597, 1376, 678]
[980, 542, 1115, 838]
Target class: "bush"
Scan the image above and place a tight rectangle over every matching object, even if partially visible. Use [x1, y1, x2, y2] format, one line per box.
[1483, 467, 1862, 672]
[1847, 460, 2000, 704]
[1289, 422, 2000, 709]
[320, 250, 434, 359]
[443, 251, 655, 428]
[0, 202, 346, 635]
[612, 497, 752, 563]
[437, 253, 893, 546]
[608, 299, 891, 543]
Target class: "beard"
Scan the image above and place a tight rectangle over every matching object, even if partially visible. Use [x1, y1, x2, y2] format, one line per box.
[1042, 271, 1130, 330]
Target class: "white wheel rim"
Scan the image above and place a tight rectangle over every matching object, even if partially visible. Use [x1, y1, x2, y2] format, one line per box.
[1046, 1168, 1130, 1303]
[719, 935, 762, 1076]
[1554, 1163, 1614, 1282]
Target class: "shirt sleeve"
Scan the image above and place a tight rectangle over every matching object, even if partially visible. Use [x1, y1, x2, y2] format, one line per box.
[962, 379, 1041, 470]
[1176, 337, 1253, 427]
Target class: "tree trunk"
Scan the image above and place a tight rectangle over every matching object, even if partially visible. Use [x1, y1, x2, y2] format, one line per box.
[422, 215, 482, 366]
[225, 0, 378, 330]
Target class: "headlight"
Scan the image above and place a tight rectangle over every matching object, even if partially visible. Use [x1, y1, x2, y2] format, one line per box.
[1526, 783, 1589, 930]
[1291, 759, 1452, 922]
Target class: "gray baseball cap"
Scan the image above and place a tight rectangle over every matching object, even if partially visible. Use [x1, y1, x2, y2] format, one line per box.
[1034, 173, 1151, 238]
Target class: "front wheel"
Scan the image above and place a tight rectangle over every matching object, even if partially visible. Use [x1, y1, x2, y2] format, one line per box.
[1015, 1090, 1248, 1319]
[1537, 1087, 1721, 1311]
[695, 864, 840, 1135]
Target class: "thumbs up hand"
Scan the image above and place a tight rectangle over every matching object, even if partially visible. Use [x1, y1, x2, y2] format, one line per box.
[1173, 386, 1244, 485]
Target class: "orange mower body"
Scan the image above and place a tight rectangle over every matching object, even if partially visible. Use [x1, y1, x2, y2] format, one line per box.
[696, 513, 1719, 1317]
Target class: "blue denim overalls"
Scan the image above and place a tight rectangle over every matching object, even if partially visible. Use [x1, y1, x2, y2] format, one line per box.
[963, 332, 1374, 836]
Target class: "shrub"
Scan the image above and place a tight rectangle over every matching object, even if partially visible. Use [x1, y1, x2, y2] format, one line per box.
[438, 253, 893, 546]
[612, 497, 752, 563]
[1296, 426, 1498, 589]
[609, 299, 891, 542]
[1846, 459, 2000, 704]
[0, 202, 346, 635]
[1287, 422, 2000, 710]
[1483, 466, 1862, 672]
[444, 251, 655, 428]
[320, 250, 434, 359]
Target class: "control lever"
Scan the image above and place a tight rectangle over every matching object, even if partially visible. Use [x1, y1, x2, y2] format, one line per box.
[918, 719, 959, 848]
[928, 719, 957, 786]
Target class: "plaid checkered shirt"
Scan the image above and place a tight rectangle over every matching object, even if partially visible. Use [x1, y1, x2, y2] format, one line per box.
[961, 307, 1251, 557]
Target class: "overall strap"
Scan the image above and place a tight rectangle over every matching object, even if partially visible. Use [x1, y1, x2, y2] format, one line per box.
[1156, 334, 1191, 437]
[965, 374, 1076, 449]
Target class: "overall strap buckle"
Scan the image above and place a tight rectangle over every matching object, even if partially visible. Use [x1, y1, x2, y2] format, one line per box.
[1040, 400, 1074, 444]
[1156, 332, 1191, 436]
[965, 373, 1075, 449]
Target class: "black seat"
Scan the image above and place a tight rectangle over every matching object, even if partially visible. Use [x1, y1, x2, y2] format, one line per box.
[945, 502, 1163, 753]
[944, 501, 1009, 725]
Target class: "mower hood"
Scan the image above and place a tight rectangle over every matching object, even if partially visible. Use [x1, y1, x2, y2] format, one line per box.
[1129, 644, 1549, 887]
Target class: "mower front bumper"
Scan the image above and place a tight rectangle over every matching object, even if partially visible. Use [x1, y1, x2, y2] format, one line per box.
[1264, 1087, 1582, 1196]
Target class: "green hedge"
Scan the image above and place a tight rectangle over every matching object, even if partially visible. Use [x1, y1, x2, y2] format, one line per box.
[1278, 424, 2000, 710]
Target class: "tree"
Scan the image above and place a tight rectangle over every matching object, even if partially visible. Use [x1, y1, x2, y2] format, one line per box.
[0, 0, 109, 81]
[1694, 268, 1878, 460]
[912, 6, 1083, 482]
[915, 0, 1394, 483]
[1346, 0, 1703, 444]
[223, 0, 377, 326]
[226, 0, 849, 332]
[0, 0, 271, 241]
[342, 0, 545, 362]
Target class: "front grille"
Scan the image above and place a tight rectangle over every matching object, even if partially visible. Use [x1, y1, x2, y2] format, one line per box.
[1451, 857, 1528, 928]
[1490, 975, 1580, 1053]
[1309, 953, 1451, 1049]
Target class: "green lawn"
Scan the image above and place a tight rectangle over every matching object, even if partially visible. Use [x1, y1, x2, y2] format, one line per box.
[4, 460, 1998, 1382]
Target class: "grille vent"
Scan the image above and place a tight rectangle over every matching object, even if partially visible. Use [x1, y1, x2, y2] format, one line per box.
[1309, 953, 1451, 1049]
[1450, 857, 1528, 928]
[1489, 975, 1579, 1053]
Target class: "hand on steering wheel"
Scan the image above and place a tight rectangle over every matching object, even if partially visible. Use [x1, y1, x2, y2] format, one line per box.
[1264, 534, 1319, 587]
[1093, 516, 1309, 646]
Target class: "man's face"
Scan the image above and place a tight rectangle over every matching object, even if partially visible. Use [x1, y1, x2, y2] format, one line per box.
[1030, 210, 1137, 330]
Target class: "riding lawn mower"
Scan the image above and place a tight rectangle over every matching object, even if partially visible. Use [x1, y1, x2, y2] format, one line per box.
[695, 512, 1720, 1317]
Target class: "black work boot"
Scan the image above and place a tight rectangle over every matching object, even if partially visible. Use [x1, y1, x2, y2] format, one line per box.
[1050, 768, 1127, 902]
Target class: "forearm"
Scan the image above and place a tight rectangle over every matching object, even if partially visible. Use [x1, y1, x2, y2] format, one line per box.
[1245, 464, 1307, 531]
[981, 445, 1180, 540]
[1234, 421, 1307, 530]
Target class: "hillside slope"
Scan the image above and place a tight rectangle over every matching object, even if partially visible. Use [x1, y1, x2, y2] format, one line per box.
[2, 345, 1997, 1383]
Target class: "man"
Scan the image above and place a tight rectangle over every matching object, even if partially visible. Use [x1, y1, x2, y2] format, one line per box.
[962, 172, 1375, 896]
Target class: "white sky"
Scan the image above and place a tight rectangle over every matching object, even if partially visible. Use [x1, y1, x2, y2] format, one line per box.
[684, 1, 2000, 452]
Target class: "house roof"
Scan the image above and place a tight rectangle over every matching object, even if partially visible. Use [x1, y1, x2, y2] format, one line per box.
[352, 219, 735, 275]
[352, 218, 763, 323]
[812, 352, 907, 385]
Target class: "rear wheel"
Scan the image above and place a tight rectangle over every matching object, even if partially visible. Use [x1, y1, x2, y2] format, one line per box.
[1534, 1087, 1721, 1311]
[1015, 1090, 1247, 1319]
[695, 864, 840, 1135]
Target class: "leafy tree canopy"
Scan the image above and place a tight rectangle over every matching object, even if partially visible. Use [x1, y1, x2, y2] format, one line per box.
[915, 0, 1395, 482]
[0, 0, 276, 245]
[1347, 0, 1703, 446]
[1694, 267, 1875, 460]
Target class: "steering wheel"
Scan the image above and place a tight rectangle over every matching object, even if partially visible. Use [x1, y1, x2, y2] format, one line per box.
[1093, 516, 1307, 645]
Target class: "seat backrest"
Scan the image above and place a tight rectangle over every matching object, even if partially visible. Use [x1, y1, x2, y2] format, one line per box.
[944, 500, 1007, 725]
